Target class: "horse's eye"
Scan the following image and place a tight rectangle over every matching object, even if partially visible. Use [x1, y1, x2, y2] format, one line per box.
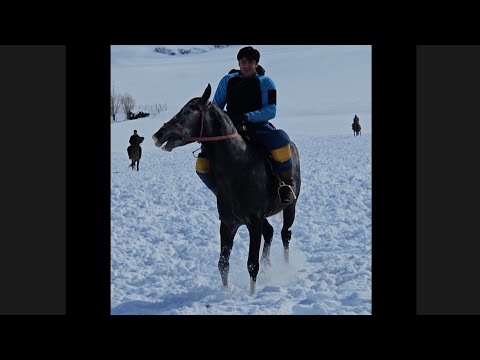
[183, 109, 191, 115]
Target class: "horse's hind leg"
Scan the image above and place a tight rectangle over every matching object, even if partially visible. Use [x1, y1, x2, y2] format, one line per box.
[260, 218, 274, 268]
[218, 221, 239, 288]
[281, 203, 296, 264]
[137, 159, 139, 171]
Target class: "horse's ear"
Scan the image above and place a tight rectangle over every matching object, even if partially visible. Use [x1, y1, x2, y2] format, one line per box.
[200, 83, 211, 104]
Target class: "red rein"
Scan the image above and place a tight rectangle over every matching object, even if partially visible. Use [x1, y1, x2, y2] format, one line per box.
[162, 102, 238, 142]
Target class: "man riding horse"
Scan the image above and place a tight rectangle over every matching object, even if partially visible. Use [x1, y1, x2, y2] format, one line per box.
[352, 115, 361, 136]
[195, 46, 296, 204]
[127, 130, 144, 159]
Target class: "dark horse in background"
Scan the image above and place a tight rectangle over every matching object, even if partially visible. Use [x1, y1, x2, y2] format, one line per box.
[152, 84, 301, 295]
[129, 145, 140, 171]
[128, 136, 144, 171]
[352, 115, 361, 136]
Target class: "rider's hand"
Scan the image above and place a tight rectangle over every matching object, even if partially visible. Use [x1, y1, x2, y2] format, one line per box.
[227, 112, 247, 128]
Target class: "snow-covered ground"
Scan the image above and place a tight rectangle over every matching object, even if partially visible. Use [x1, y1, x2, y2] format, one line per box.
[111, 45, 371, 314]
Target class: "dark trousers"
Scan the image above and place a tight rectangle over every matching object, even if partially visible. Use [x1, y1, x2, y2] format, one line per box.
[246, 122, 292, 172]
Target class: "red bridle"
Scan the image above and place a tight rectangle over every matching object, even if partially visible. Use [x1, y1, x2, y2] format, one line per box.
[162, 101, 238, 143]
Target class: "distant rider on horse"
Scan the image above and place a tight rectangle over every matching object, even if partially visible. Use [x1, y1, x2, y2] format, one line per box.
[127, 130, 144, 159]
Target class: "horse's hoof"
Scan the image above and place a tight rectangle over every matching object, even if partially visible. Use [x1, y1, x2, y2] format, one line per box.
[250, 279, 256, 295]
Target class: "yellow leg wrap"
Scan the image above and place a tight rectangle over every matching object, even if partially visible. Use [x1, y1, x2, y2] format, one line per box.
[195, 157, 210, 173]
[271, 144, 291, 163]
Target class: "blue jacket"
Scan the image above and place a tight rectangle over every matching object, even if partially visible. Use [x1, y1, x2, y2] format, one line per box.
[212, 72, 277, 124]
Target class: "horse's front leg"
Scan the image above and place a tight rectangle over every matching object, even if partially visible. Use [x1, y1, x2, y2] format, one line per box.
[246, 217, 263, 295]
[218, 221, 239, 288]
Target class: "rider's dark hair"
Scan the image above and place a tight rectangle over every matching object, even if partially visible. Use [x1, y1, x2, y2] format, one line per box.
[237, 46, 260, 63]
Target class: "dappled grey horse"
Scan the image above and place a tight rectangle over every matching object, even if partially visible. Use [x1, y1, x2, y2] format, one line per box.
[152, 84, 301, 295]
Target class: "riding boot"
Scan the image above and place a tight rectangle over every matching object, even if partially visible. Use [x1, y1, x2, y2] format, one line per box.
[278, 169, 296, 204]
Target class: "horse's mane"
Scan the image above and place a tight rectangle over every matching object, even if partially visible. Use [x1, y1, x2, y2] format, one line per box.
[185, 98, 236, 129]
[186, 98, 232, 123]
[209, 103, 231, 123]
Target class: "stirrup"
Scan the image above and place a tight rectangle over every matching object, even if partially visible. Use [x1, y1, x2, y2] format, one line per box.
[278, 181, 297, 201]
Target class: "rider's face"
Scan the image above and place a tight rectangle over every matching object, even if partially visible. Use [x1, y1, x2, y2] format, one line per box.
[239, 58, 257, 77]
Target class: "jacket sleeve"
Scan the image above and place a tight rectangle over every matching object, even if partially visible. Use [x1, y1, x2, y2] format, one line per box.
[245, 76, 277, 124]
[212, 75, 228, 110]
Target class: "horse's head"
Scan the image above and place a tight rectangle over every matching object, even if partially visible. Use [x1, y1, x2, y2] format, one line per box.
[152, 84, 212, 152]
